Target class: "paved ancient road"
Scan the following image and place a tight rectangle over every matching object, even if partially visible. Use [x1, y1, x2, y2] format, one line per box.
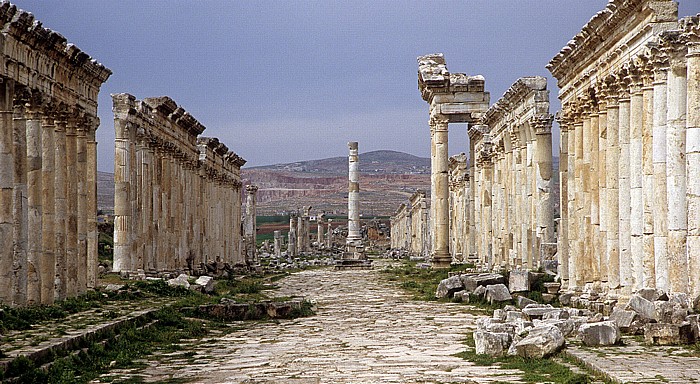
[108, 262, 525, 384]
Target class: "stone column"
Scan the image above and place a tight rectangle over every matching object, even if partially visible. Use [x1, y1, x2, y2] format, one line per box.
[557, 112, 570, 289]
[326, 219, 333, 248]
[12, 89, 29, 305]
[618, 78, 633, 291]
[113, 102, 131, 273]
[598, 91, 609, 284]
[244, 185, 258, 266]
[288, 212, 297, 256]
[76, 119, 88, 293]
[25, 94, 43, 305]
[296, 213, 304, 255]
[317, 214, 324, 247]
[605, 79, 621, 290]
[630, 69, 645, 290]
[532, 115, 554, 258]
[54, 113, 68, 300]
[65, 114, 79, 296]
[429, 117, 451, 268]
[41, 107, 56, 303]
[652, 53, 670, 292]
[641, 64, 656, 289]
[666, 41, 688, 294]
[686, 33, 700, 299]
[274, 230, 281, 257]
[589, 105, 601, 283]
[346, 141, 364, 259]
[302, 206, 311, 252]
[0, 79, 14, 304]
[86, 123, 98, 289]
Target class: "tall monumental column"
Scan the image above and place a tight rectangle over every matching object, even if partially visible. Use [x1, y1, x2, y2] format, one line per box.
[244, 185, 258, 268]
[417, 53, 489, 269]
[337, 141, 371, 269]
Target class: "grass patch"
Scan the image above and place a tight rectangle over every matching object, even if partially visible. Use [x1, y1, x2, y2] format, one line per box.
[379, 261, 472, 301]
[455, 332, 594, 384]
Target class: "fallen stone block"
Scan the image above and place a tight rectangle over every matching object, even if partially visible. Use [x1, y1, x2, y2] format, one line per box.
[514, 325, 565, 358]
[541, 293, 556, 303]
[578, 321, 621, 346]
[167, 273, 190, 289]
[509, 270, 530, 293]
[522, 304, 556, 320]
[485, 284, 512, 304]
[559, 292, 574, 306]
[535, 318, 575, 337]
[686, 314, 700, 341]
[626, 294, 656, 320]
[644, 322, 694, 345]
[104, 284, 125, 292]
[436, 275, 465, 299]
[636, 287, 665, 302]
[474, 330, 512, 357]
[542, 309, 570, 320]
[506, 311, 526, 322]
[608, 309, 637, 332]
[515, 295, 537, 309]
[476, 317, 504, 331]
[473, 285, 486, 298]
[462, 273, 506, 292]
[453, 290, 470, 303]
[493, 309, 506, 321]
[193, 275, 215, 294]
[654, 300, 688, 324]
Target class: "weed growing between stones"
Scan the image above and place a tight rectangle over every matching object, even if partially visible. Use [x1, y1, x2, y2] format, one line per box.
[380, 261, 472, 301]
[455, 332, 597, 384]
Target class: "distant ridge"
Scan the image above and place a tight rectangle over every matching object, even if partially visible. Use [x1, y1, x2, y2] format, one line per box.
[246, 150, 430, 175]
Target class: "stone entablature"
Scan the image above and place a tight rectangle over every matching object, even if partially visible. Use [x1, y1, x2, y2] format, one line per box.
[0, 2, 111, 306]
[474, 77, 555, 271]
[548, 0, 700, 300]
[113, 94, 245, 274]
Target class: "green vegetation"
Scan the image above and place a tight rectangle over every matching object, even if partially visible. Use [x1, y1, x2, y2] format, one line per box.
[97, 222, 114, 264]
[380, 261, 474, 301]
[455, 332, 596, 384]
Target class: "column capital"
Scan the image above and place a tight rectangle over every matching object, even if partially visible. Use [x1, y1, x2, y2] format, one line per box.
[429, 114, 449, 131]
[530, 113, 553, 135]
[13, 85, 30, 114]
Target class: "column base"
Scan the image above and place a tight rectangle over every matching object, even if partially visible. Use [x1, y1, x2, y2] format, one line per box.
[431, 251, 452, 269]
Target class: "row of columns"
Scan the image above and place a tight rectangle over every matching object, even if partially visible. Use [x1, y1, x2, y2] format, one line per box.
[0, 84, 100, 305]
[113, 94, 245, 273]
[389, 190, 430, 258]
[448, 154, 469, 263]
[556, 23, 700, 297]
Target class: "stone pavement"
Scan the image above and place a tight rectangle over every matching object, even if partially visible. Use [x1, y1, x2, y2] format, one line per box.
[566, 341, 700, 384]
[99, 261, 525, 383]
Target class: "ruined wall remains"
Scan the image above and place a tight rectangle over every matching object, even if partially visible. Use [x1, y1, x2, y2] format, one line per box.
[472, 77, 555, 271]
[0, 3, 111, 305]
[113, 94, 245, 274]
[548, 0, 700, 298]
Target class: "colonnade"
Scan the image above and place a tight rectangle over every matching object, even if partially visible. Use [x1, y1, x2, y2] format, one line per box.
[0, 4, 111, 305]
[448, 154, 469, 264]
[472, 77, 555, 271]
[113, 94, 245, 273]
[390, 190, 430, 258]
[549, 0, 700, 297]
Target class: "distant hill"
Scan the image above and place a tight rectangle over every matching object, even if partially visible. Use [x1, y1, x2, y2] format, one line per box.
[246, 150, 430, 175]
[97, 171, 114, 211]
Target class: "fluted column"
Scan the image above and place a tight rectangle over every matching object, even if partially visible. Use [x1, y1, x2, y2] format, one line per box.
[0, 79, 14, 304]
[665, 40, 688, 294]
[12, 90, 29, 305]
[572, 112, 584, 289]
[25, 94, 43, 304]
[581, 101, 593, 283]
[589, 104, 601, 283]
[605, 79, 621, 290]
[244, 185, 258, 266]
[41, 107, 56, 303]
[686, 33, 700, 298]
[113, 113, 131, 273]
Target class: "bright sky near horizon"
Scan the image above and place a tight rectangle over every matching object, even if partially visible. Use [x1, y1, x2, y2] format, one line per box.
[10, 1, 700, 171]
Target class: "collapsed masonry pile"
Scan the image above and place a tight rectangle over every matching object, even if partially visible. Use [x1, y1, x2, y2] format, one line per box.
[437, 272, 700, 357]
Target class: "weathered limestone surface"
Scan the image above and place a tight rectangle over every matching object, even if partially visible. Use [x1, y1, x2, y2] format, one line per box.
[243, 185, 258, 266]
[418, 54, 489, 268]
[548, 0, 700, 299]
[390, 190, 429, 258]
[112, 94, 245, 273]
[344, 142, 364, 260]
[0, 3, 111, 305]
